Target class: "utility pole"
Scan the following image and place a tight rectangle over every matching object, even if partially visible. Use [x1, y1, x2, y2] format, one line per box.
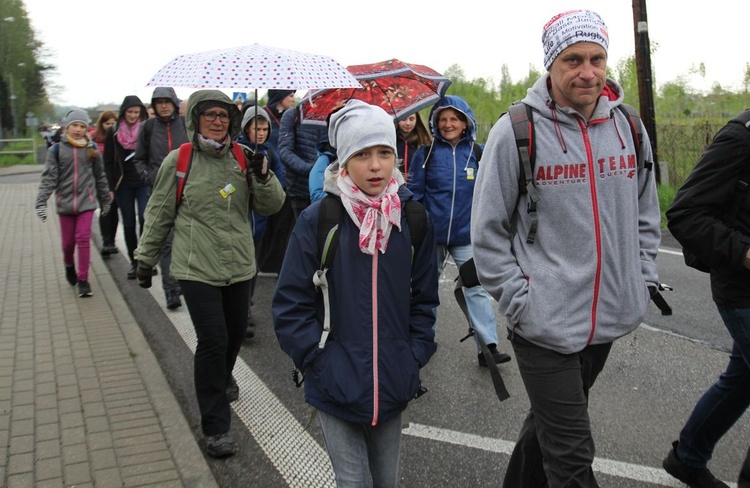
[632, 0, 661, 183]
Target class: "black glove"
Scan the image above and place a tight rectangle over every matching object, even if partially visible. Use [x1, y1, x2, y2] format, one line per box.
[249, 152, 269, 181]
[136, 264, 153, 289]
[100, 203, 111, 217]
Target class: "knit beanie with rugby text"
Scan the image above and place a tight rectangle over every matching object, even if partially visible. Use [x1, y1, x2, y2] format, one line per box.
[542, 10, 609, 70]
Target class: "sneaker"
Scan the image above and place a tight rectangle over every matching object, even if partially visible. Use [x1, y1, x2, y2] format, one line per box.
[127, 261, 137, 280]
[166, 289, 182, 310]
[226, 376, 239, 403]
[65, 265, 77, 286]
[101, 247, 111, 259]
[77, 281, 92, 297]
[478, 344, 512, 367]
[206, 433, 236, 458]
[662, 441, 729, 487]
[108, 245, 119, 255]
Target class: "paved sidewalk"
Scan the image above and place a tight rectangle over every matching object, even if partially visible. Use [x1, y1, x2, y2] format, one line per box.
[0, 166, 218, 487]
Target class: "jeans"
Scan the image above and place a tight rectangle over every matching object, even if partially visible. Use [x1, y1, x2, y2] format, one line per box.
[503, 334, 612, 488]
[116, 183, 149, 261]
[318, 410, 402, 488]
[676, 304, 750, 470]
[59, 211, 94, 281]
[98, 199, 119, 247]
[437, 244, 499, 351]
[179, 279, 250, 436]
[159, 228, 179, 293]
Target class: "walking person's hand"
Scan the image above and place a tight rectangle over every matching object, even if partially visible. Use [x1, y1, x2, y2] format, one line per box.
[249, 152, 269, 181]
[36, 206, 47, 223]
[136, 264, 153, 289]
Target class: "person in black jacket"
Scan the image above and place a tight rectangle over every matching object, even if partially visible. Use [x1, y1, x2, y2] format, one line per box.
[103, 95, 149, 280]
[664, 111, 750, 488]
[133, 87, 189, 310]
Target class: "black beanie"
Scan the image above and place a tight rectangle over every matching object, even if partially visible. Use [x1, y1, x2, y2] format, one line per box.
[266, 89, 295, 108]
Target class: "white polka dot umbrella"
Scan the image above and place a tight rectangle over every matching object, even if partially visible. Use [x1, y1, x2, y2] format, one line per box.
[146, 43, 361, 91]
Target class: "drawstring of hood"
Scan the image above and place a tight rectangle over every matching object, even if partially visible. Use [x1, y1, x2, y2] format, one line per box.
[611, 110, 629, 151]
[547, 100, 569, 155]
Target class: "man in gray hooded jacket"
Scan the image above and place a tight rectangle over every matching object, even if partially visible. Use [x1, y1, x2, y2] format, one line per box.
[471, 9, 661, 487]
[133, 87, 189, 309]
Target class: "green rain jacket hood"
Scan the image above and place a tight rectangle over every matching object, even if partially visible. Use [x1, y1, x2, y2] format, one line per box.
[134, 90, 285, 286]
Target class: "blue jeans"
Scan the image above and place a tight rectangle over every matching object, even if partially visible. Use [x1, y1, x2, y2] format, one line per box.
[437, 244, 499, 351]
[116, 183, 149, 261]
[677, 304, 750, 469]
[318, 410, 402, 488]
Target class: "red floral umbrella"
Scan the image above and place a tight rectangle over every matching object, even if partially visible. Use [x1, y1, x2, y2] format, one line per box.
[299, 59, 451, 125]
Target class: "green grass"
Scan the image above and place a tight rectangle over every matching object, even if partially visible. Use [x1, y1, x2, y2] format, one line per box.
[0, 137, 42, 166]
[657, 184, 678, 229]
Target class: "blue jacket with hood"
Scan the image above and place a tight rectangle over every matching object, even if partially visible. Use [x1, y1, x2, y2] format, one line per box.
[272, 175, 438, 425]
[407, 96, 482, 247]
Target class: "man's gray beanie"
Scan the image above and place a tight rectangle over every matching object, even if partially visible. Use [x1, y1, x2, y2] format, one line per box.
[328, 100, 396, 167]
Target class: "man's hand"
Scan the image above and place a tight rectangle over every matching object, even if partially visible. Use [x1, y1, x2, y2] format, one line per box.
[136, 264, 153, 288]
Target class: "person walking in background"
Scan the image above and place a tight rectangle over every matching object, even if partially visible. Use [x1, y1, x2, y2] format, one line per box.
[134, 90, 285, 458]
[396, 112, 431, 180]
[235, 105, 286, 338]
[133, 87, 189, 310]
[103, 95, 150, 281]
[407, 95, 511, 368]
[273, 100, 438, 487]
[278, 105, 329, 219]
[663, 111, 750, 488]
[36, 108, 112, 298]
[471, 10, 662, 487]
[89, 110, 119, 259]
[263, 89, 295, 149]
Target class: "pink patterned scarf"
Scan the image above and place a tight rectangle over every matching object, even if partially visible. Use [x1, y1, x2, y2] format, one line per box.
[336, 173, 401, 255]
[116, 119, 140, 150]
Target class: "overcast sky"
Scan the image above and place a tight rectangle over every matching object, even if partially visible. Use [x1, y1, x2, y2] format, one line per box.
[22, 0, 750, 108]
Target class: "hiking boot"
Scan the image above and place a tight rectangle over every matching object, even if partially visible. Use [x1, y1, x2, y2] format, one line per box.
[166, 289, 182, 310]
[65, 265, 77, 286]
[478, 344, 512, 367]
[226, 376, 239, 403]
[127, 261, 137, 280]
[206, 433, 236, 458]
[662, 441, 729, 487]
[77, 281, 92, 297]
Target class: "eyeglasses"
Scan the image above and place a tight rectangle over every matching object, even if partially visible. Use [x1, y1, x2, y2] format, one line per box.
[201, 111, 230, 123]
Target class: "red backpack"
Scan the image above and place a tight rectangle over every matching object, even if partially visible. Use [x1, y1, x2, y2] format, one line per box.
[174, 142, 248, 209]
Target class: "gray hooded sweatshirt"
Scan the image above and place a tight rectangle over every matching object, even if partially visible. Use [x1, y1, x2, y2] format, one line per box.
[471, 74, 661, 354]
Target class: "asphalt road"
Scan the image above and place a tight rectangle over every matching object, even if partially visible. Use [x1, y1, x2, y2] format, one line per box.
[8, 168, 746, 487]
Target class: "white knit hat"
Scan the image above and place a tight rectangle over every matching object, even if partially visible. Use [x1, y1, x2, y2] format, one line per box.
[328, 100, 396, 167]
[542, 10, 609, 70]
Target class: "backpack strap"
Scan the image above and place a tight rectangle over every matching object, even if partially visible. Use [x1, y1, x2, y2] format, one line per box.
[175, 143, 193, 209]
[175, 143, 249, 210]
[616, 104, 649, 171]
[454, 258, 510, 402]
[508, 102, 539, 244]
[423, 140, 482, 170]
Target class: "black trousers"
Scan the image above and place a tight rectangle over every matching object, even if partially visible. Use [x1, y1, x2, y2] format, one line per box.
[740, 446, 750, 487]
[98, 199, 119, 247]
[179, 279, 250, 436]
[257, 197, 295, 274]
[503, 333, 612, 488]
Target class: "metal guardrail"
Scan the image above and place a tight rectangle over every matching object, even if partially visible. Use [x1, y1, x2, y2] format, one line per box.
[0, 137, 38, 162]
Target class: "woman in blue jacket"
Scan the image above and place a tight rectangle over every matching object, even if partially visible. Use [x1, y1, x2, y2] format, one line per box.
[273, 100, 438, 487]
[407, 95, 511, 367]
